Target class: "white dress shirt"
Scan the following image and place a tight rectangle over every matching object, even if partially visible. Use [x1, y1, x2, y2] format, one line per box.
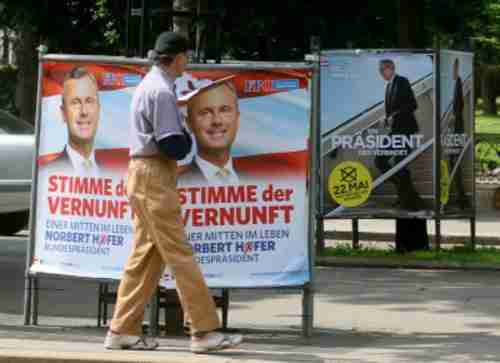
[195, 155, 239, 185]
[66, 144, 100, 176]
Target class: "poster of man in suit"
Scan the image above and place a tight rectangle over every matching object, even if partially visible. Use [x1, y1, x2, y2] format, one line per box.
[439, 50, 474, 214]
[178, 79, 246, 185]
[321, 50, 435, 218]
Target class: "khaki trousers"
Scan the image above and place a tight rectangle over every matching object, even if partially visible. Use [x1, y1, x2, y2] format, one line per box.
[110, 157, 220, 336]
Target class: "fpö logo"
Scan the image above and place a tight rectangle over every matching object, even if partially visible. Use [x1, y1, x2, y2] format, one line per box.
[245, 79, 299, 93]
[101, 72, 142, 87]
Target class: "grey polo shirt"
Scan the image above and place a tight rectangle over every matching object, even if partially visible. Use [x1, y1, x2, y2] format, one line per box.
[129, 65, 184, 157]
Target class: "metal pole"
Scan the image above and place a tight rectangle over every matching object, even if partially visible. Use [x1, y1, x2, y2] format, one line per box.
[471, 51, 477, 250]
[352, 219, 360, 250]
[434, 48, 442, 251]
[32, 277, 39, 325]
[315, 217, 325, 256]
[149, 288, 159, 336]
[302, 42, 321, 338]
[470, 216, 476, 249]
[24, 278, 32, 325]
[23, 44, 46, 326]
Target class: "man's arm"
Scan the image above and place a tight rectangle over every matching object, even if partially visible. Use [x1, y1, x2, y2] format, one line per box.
[151, 90, 192, 160]
[157, 129, 192, 160]
[393, 77, 417, 116]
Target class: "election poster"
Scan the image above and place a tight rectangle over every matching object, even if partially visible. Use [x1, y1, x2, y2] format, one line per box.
[439, 50, 474, 215]
[320, 50, 436, 218]
[30, 60, 311, 288]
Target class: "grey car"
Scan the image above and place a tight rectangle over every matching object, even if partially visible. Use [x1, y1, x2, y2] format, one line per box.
[0, 110, 34, 235]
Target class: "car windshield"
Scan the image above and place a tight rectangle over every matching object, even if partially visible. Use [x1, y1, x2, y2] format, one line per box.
[0, 110, 34, 134]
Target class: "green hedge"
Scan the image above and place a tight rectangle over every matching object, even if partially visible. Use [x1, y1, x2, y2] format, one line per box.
[0, 64, 18, 114]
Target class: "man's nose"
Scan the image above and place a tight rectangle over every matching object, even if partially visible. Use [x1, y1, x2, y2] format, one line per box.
[211, 112, 223, 125]
[80, 104, 89, 116]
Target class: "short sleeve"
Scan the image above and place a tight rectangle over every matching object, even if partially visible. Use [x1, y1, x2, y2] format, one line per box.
[150, 90, 183, 141]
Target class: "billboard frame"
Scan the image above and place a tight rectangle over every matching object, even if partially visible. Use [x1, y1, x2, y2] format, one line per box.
[318, 48, 476, 251]
[24, 47, 319, 338]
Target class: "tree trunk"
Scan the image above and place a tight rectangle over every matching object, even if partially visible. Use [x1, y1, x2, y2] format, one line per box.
[14, 25, 38, 124]
[173, 0, 195, 38]
[481, 65, 497, 115]
[2, 29, 8, 64]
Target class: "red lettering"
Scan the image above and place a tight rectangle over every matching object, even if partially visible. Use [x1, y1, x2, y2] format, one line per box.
[82, 199, 94, 217]
[192, 209, 203, 227]
[59, 176, 69, 193]
[73, 177, 89, 194]
[236, 207, 251, 224]
[207, 187, 226, 203]
[205, 208, 218, 225]
[247, 186, 257, 202]
[227, 186, 245, 203]
[60, 197, 71, 215]
[220, 208, 234, 225]
[119, 201, 129, 219]
[178, 188, 187, 205]
[48, 196, 59, 213]
[71, 198, 82, 216]
[252, 207, 267, 224]
[281, 205, 294, 223]
[48, 175, 58, 192]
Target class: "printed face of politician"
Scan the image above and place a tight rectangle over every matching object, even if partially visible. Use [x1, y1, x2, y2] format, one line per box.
[188, 84, 240, 154]
[60, 76, 100, 147]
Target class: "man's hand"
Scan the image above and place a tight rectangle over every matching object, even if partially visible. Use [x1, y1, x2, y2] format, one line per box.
[384, 115, 393, 128]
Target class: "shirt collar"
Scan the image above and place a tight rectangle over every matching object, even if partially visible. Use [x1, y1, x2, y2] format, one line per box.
[153, 65, 176, 88]
[66, 143, 97, 169]
[195, 155, 238, 182]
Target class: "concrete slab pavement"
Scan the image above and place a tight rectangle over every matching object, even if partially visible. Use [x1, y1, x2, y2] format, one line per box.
[3, 267, 500, 362]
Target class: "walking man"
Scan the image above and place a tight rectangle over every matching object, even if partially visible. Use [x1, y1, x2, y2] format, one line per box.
[104, 31, 243, 353]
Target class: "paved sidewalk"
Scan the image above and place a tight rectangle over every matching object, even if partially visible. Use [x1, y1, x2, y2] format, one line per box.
[3, 267, 500, 362]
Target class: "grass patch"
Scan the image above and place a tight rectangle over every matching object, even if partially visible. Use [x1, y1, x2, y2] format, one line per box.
[476, 98, 500, 134]
[324, 244, 500, 265]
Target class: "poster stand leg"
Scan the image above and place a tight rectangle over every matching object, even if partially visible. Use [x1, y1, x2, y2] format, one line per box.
[97, 284, 103, 328]
[302, 283, 314, 337]
[23, 276, 32, 325]
[435, 219, 441, 251]
[32, 277, 39, 325]
[470, 216, 476, 250]
[149, 288, 160, 337]
[352, 219, 360, 250]
[316, 217, 325, 256]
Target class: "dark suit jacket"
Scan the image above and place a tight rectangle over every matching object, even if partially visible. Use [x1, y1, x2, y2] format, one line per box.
[177, 160, 247, 185]
[453, 77, 464, 132]
[44, 147, 73, 171]
[42, 146, 103, 173]
[385, 75, 419, 135]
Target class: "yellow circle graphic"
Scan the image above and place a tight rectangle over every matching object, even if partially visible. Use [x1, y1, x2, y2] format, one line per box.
[328, 161, 373, 208]
[441, 160, 450, 205]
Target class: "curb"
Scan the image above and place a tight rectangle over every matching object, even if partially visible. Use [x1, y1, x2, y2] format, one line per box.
[324, 230, 500, 245]
[317, 256, 500, 271]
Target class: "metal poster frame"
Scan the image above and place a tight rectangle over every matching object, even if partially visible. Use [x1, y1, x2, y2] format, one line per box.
[318, 48, 476, 251]
[24, 47, 319, 338]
